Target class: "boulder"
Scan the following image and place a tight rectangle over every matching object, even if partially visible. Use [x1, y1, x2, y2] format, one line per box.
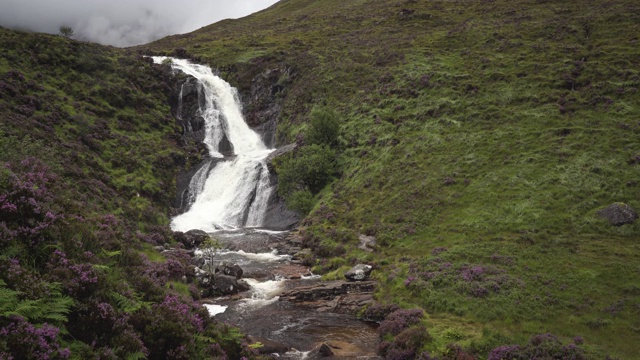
[597, 203, 638, 226]
[214, 274, 239, 295]
[247, 336, 290, 355]
[191, 256, 205, 268]
[173, 229, 210, 249]
[216, 262, 244, 279]
[237, 279, 251, 293]
[318, 343, 334, 357]
[344, 264, 373, 281]
[358, 234, 376, 253]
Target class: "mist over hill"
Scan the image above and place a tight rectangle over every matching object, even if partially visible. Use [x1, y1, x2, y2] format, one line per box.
[0, 0, 278, 46]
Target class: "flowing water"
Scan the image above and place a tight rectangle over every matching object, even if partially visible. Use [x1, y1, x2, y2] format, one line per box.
[153, 56, 274, 232]
[153, 57, 378, 358]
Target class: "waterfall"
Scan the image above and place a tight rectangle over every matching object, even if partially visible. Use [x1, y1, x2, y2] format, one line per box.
[153, 57, 274, 232]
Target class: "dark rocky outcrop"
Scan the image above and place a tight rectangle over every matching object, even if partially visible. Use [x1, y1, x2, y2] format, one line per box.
[173, 229, 211, 249]
[597, 203, 638, 226]
[170, 76, 207, 143]
[216, 262, 244, 279]
[259, 143, 301, 230]
[306, 341, 382, 360]
[280, 280, 376, 315]
[265, 142, 297, 172]
[344, 264, 373, 281]
[280, 280, 376, 302]
[243, 67, 292, 148]
[247, 336, 290, 355]
[261, 192, 300, 230]
[213, 274, 241, 295]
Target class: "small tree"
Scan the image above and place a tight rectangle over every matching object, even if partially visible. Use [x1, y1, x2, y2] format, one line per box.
[200, 237, 222, 275]
[58, 25, 74, 38]
[306, 106, 340, 146]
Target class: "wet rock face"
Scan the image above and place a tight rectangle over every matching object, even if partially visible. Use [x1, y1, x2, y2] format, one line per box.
[243, 67, 290, 148]
[171, 76, 207, 143]
[597, 203, 638, 226]
[261, 189, 300, 230]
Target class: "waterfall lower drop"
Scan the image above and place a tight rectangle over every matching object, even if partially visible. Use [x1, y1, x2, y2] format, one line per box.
[153, 57, 274, 232]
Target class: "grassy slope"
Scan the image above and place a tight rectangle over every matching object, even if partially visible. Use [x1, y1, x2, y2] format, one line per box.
[142, 0, 640, 357]
[0, 28, 194, 223]
[0, 28, 253, 358]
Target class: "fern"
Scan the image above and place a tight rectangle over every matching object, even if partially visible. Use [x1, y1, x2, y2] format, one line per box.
[0, 281, 72, 324]
[102, 249, 122, 257]
[92, 264, 111, 272]
[125, 351, 148, 360]
[0, 282, 20, 315]
[110, 291, 152, 313]
[194, 333, 217, 344]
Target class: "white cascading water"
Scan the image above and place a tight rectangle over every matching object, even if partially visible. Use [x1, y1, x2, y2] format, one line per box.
[152, 57, 274, 232]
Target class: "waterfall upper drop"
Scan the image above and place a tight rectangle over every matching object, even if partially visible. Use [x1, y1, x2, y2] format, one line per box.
[153, 57, 275, 232]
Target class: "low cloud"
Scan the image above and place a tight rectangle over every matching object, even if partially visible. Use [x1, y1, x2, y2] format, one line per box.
[0, 0, 279, 47]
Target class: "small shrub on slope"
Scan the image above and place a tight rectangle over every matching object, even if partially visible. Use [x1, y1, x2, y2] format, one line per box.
[306, 106, 340, 146]
[488, 333, 587, 360]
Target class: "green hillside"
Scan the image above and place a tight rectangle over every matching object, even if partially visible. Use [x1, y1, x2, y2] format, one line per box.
[140, 0, 640, 358]
[1, 0, 639, 358]
[0, 28, 251, 359]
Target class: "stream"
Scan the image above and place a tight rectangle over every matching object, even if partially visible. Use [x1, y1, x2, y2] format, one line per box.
[202, 229, 379, 359]
[151, 57, 380, 358]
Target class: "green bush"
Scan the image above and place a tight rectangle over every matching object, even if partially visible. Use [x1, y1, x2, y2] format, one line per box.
[306, 106, 340, 146]
[275, 144, 338, 214]
[287, 190, 315, 214]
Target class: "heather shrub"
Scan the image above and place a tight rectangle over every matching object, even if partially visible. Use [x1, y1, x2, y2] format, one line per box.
[375, 308, 430, 359]
[0, 258, 50, 299]
[488, 333, 587, 360]
[0, 316, 70, 360]
[361, 303, 400, 323]
[130, 294, 238, 360]
[378, 308, 425, 338]
[406, 258, 523, 300]
[0, 157, 61, 247]
[66, 299, 148, 359]
[381, 326, 431, 360]
[46, 250, 98, 298]
[441, 344, 477, 360]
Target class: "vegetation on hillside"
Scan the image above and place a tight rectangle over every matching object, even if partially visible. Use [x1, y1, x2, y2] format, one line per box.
[0, 28, 259, 359]
[140, 0, 640, 358]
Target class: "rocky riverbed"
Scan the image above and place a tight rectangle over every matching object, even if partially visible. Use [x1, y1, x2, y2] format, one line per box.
[173, 228, 382, 359]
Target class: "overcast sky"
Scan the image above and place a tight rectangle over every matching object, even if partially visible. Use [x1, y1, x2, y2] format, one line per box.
[0, 0, 280, 47]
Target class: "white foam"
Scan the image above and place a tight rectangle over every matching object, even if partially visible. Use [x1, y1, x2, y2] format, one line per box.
[216, 249, 290, 263]
[252, 229, 289, 235]
[244, 278, 285, 299]
[203, 304, 228, 316]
